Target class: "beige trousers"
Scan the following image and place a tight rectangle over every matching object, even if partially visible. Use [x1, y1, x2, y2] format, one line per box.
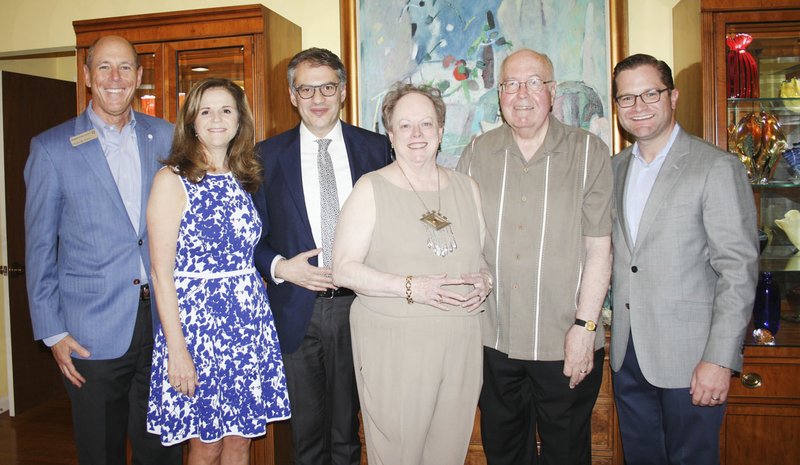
[350, 301, 483, 465]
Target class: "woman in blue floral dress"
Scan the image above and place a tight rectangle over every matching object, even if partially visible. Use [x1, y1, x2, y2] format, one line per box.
[146, 78, 290, 463]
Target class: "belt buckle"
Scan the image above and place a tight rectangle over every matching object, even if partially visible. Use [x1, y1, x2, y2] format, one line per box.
[140, 284, 151, 301]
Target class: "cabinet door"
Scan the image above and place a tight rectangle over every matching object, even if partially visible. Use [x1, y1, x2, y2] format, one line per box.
[133, 43, 164, 118]
[164, 37, 254, 124]
[722, 405, 800, 465]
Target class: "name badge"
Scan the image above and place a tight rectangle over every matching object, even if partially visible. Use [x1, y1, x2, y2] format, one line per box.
[70, 129, 98, 147]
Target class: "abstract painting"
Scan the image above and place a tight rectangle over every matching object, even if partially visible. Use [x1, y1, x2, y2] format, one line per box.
[352, 0, 613, 167]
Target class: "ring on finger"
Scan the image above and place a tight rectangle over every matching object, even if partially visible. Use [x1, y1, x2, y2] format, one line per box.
[580, 370, 587, 374]
[711, 395, 720, 401]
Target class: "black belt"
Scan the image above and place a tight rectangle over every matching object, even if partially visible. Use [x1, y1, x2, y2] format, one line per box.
[140, 284, 151, 301]
[317, 287, 355, 298]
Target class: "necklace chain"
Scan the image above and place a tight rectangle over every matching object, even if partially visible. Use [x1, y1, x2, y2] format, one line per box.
[397, 162, 441, 213]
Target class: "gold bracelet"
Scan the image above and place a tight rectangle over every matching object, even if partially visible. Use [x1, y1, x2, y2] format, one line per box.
[405, 275, 413, 304]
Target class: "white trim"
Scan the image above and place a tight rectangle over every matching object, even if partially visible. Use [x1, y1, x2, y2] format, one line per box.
[0, 72, 14, 416]
[173, 267, 257, 279]
[575, 134, 591, 307]
[493, 150, 509, 349]
[533, 156, 551, 360]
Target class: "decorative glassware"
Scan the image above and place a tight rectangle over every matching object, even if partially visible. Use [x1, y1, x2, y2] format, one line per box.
[726, 33, 759, 98]
[733, 111, 788, 184]
[775, 209, 800, 255]
[783, 146, 800, 182]
[753, 271, 780, 343]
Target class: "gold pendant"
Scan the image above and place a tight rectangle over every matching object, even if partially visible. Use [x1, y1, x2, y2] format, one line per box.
[420, 211, 451, 231]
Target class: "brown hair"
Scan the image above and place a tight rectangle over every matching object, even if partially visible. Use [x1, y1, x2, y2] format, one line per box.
[163, 78, 261, 193]
[613, 53, 674, 95]
[381, 82, 446, 130]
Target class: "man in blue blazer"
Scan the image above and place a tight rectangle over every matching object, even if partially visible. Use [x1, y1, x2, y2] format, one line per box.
[24, 36, 181, 465]
[253, 48, 391, 465]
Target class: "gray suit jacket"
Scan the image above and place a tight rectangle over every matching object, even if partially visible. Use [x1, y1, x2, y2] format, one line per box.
[610, 128, 758, 388]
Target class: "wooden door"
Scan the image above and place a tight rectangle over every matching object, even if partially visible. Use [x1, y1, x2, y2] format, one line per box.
[2, 71, 76, 415]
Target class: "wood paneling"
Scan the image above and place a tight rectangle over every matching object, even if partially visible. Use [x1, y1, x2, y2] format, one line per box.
[73, 4, 301, 141]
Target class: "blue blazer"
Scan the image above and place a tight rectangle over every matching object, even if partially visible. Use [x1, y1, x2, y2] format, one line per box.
[24, 110, 174, 360]
[253, 122, 392, 353]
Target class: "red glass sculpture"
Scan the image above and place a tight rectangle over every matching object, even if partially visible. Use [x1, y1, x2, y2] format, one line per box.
[726, 33, 759, 98]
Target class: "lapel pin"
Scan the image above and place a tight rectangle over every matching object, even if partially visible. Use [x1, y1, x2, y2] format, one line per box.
[148, 134, 153, 140]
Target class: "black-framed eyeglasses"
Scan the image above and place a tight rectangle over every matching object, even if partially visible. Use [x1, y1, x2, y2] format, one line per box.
[293, 82, 340, 99]
[499, 78, 554, 94]
[615, 88, 669, 108]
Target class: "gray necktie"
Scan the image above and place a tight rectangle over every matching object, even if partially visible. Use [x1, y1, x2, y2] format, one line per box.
[317, 138, 339, 268]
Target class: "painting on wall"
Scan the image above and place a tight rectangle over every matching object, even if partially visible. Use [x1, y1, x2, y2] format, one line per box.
[347, 0, 616, 167]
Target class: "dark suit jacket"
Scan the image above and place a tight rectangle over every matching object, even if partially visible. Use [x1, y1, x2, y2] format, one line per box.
[253, 121, 392, 353]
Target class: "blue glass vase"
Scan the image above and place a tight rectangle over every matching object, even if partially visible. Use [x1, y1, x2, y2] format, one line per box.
[753, 271, 781, 335]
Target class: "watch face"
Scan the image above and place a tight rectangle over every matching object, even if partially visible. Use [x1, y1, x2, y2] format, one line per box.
[586, 320, 597, 331]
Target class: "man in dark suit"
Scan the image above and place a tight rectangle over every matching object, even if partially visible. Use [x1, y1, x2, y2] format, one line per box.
[253, 48, 392, 465]
[24, 35, 181, 465]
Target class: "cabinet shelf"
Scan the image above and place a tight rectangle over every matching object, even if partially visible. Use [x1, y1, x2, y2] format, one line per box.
[703, 3, 800, 463]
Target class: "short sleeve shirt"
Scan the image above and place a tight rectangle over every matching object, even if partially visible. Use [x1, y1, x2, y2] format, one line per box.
[457, 116, 613, 360]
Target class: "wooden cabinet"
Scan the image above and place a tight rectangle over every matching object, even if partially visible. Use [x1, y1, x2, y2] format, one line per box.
[722, 326, 800, 465]
[702, 3, 800, 464]
[73, 4, 301, 141]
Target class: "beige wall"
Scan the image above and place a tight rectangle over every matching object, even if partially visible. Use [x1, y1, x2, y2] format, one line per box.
[0, 0, 338, 55]
[628, 0, 681, 70]
[625, 0, 703, 137]
[0, 0, 698, 409]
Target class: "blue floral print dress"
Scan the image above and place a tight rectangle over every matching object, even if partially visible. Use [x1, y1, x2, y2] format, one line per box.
[147, 171, 290, 445]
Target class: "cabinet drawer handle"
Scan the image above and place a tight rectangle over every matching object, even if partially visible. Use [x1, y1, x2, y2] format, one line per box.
[741, 372, 762, 389]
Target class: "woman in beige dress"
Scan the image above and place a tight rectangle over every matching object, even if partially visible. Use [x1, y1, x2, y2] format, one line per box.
[332, 83, 492, 465]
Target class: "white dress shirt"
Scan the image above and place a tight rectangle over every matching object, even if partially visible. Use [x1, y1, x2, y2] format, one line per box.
[270, 121, 352, 281]
[624, 124, 681, 244]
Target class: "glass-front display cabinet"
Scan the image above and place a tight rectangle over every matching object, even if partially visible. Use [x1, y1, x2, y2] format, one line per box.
[73, 4, 300, 141]
[701, 3, 800, 464]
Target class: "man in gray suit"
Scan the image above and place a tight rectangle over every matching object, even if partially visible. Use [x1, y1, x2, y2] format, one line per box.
[25, 35, 180, 464]
[610, 53, 758, 464]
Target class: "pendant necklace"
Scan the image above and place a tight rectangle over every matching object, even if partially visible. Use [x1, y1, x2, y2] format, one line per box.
[397, 163, 457, 257]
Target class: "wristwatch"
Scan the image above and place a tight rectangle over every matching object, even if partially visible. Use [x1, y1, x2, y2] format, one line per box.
[574, 318, 597, 332]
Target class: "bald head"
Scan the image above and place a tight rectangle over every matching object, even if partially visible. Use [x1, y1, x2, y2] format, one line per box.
[86, 35, 139, 69]
[501, 49, 554, 82]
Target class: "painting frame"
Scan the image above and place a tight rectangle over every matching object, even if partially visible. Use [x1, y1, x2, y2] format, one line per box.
[340, 0, 629, 154]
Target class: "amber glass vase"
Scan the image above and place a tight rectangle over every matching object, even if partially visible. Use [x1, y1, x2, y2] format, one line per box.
[726, 33, 759, 98]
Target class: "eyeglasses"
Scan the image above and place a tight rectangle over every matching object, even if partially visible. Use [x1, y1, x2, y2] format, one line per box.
[293, 82, 340, 99]
[615, 88, 669, 108]
[499, 78, 554, 94]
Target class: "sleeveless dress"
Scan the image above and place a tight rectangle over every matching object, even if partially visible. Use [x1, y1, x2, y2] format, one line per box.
[147, 172, 290, 446]
[350, 170, 484, 465]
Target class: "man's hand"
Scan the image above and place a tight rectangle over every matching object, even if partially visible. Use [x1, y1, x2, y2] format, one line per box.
[563, 325, 596, 389]
[690, 360, 732, 406]
[51, 336, 90, 388]
[275, 248, 335, 291]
